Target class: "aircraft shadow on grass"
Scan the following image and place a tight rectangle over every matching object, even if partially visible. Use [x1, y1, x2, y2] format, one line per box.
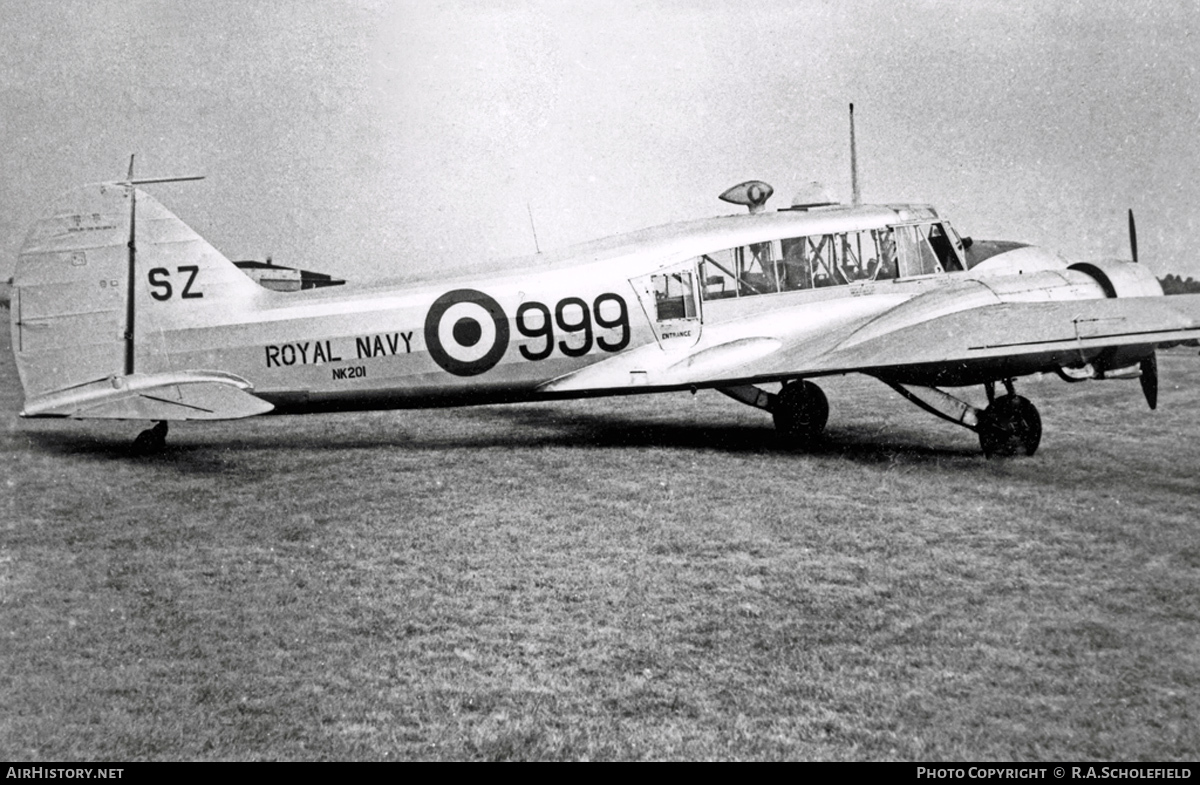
[20, 409, 1187, 500]
[18, 403, 979, 468]
[460, 405, 980, 461]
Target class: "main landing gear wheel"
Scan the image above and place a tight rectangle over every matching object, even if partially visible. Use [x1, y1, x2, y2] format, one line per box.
[772, 380, 829, 446]
[132, 421, 169, 455]
[977, 395, 1041, 458]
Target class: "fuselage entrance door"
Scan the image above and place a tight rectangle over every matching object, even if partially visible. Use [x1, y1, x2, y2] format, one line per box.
[629, 261, 702, 349]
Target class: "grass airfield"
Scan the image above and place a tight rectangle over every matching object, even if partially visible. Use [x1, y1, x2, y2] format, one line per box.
[2, 311, 1198, 761]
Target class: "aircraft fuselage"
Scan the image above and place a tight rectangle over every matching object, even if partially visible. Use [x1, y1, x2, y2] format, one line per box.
[11, 185, 1167, 427]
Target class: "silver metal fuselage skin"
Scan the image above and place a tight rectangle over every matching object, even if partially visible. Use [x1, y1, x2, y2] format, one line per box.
[135, 219, 1120, 414]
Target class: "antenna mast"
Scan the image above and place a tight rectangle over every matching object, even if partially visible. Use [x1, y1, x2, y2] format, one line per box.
[527, 202, 542, 254]
[849, 103, 861, 207]
[124, 155, 138, 375]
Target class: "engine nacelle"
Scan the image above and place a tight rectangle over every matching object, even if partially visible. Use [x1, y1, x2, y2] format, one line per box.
[1065, 260, 1163, 372]
[1067, 260, 1164, 299]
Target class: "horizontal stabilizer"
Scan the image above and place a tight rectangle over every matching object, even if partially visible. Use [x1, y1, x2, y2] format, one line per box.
[20, 370, 274, 421]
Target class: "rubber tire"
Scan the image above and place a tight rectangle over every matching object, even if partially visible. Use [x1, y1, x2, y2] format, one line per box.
[772, 380, 829, 445]
[132, 421, 168, 455]
[978, 395, 1041, 458]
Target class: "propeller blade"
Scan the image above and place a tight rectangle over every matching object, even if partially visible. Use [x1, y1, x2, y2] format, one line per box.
[1128, 208, 1138, 263]
[1139, 351, 1157, 410]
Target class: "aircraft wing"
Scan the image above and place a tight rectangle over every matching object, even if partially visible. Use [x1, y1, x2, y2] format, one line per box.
[541, 293, 1200, 392]
[784, 293, 1200, 376]
[20, 370, 275, 420]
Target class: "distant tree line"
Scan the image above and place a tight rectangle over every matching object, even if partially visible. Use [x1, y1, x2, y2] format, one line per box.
[1159, 274, 1200, 295]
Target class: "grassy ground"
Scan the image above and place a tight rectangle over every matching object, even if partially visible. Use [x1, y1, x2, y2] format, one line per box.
[2, 308, 1198, 760]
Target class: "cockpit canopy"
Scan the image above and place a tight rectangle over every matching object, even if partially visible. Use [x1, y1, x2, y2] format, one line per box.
[694, 208, 968, 302]
[645, 206, 973, 323]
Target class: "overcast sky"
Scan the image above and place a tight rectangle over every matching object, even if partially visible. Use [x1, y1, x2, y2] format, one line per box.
[2, 0, 1198, 283]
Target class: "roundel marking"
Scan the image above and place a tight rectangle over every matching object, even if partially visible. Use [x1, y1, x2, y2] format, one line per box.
[424, 289, 510, 376]
[453, 317, 483, 347]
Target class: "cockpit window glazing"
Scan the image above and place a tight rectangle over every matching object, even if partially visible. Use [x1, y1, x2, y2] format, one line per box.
[698, 227, 905, 300]
[893, 222, 966, 277]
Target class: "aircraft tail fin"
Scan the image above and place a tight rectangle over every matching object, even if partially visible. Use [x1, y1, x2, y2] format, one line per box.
[11, 182, 265, 412]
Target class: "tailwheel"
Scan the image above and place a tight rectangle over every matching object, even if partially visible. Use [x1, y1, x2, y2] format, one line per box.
[132, 421, 169, 455]
[772, 380, 829, 446]
[977, 395, 1041, 458]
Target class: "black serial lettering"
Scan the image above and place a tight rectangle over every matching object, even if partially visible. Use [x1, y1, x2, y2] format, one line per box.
[179, 265, 203, 299]
[332, 365, 366, 380]
[145, 266, 203, 300]
[515, 293, 630, 362]
[148, 268, 172, 301]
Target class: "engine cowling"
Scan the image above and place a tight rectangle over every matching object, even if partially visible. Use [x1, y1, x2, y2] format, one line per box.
[1064, 260, 1163, 374]
[1067, 260, 1164, 299]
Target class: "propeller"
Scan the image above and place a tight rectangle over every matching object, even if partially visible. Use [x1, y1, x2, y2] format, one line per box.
[1128, 209, 1157, 409]
[1140, 353, 1158, 410]
[1128, 209, 1138, 263]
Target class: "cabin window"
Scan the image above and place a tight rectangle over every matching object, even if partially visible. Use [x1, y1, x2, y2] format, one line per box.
[700, 248, 738, 300]
[874, 227, 899, 280]
[697, 228, 904, 301]
[652, 270, 698, 321]
[808, 234, 838, 287]
[777, 228, 897, 289]
[779, 236, 811, 289]
[893, 224, 941, 277]
[892, 222, 965, 276]
[738, 241, 781, 295]
[929, 222, 965, 272]
[698, 242, 783, 300]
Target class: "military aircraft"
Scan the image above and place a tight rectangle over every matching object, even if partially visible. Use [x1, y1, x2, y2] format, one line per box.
[10, 139, 1200, 457]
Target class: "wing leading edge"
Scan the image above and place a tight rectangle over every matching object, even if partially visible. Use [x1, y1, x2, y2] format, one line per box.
[814, 294, 1200, 373]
